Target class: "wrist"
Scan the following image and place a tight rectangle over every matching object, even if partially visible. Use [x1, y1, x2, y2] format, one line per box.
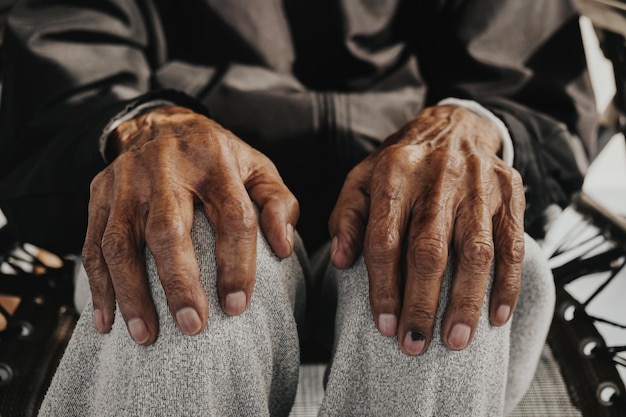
[411, 105, 502, 157]
[107, 105, 196, 158]
[439, 104, 502, 155]
[436, 98, 514, 166]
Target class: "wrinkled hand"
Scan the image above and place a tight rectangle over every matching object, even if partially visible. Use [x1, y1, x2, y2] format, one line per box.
[329, 105, 525, 355]
[83, 105, 299, 345]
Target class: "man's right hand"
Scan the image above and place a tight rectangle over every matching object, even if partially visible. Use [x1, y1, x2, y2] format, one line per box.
[82, 105, 299, 345]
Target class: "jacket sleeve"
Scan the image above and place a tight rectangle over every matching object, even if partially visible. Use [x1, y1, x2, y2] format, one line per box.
[409, 0, 599, 237]
[0, 0, 415, 253]
[0, 0, 173, 253]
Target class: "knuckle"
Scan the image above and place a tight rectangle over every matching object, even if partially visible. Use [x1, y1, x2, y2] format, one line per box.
[460, 236, 494, 271]
[501, 237, 525, 265]
[410, 237, 447, 276]
[221, 203, 258, 236]
[267, 191, 299, 218]
[377, 145, 417, 172]
[146, 214, 187, 251]
[101, 227, 134, 266]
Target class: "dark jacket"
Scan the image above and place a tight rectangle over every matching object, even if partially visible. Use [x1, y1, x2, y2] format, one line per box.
[0, 0, 598, 253]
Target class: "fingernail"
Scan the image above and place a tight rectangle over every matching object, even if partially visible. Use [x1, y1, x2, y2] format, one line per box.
[404, 330, 426, 355]
[378, 313, 397, 337]
[448, 323, 471, 350]
[176, 307, 203, 335]
[128, 318, 150, 344]
[225, 291, 247, 315]
[93, 308, 104, 333]
[286, 223, 294, 249]
[494, 305, 511, 325]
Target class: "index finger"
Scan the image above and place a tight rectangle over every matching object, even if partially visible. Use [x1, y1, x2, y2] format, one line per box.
[245, 153, 300, 260]
[102, 200, 158, 346]
[82, 172, 115, 334]
[328, 161, 373, 270]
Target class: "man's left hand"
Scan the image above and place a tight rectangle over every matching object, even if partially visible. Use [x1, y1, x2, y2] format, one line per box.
[329, 104, 525, 355]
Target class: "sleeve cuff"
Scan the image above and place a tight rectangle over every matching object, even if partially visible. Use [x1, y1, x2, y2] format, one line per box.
[98, 89, 211, 163]
[99, 99, 174, 161]
[437, 97, 514, 167]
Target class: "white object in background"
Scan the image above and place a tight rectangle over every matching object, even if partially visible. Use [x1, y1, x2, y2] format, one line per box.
[0, 209, 6, 228]
[580, 15, 617, 116]
[582, 132, 626, 216]
[543, 130, 626, 385]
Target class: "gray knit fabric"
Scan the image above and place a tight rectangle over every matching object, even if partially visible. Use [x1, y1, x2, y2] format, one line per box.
[39, 209, 307, 417]
[503, 236, 556, 415]
[39, 208, 554, 417]
[318, 234, 554, 417]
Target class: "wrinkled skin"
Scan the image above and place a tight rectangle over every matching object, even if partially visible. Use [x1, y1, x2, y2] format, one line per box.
[329, 105, 525, 355]
[84, 104, 525, 354]
[83, 105, 299, 345]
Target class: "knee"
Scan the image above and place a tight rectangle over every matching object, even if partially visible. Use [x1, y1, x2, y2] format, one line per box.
[142, 206, 306, 332]
[519, 234, 556, 318]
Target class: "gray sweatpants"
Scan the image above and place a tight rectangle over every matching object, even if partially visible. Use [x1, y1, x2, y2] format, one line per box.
[38, 208, 555, 416]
